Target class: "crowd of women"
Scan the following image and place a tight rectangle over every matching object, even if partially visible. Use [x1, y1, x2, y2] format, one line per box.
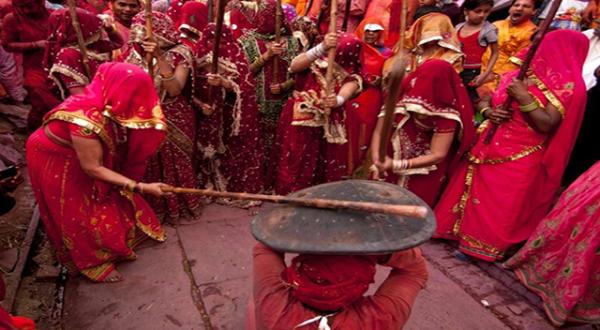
[0, 0, 599, 326]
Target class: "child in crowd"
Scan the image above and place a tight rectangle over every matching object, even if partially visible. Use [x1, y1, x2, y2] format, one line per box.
[455, 0, 499, 105]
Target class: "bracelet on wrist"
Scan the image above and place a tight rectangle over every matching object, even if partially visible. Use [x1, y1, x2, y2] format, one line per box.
[335, 95, 345, 107]
[123, 180, 136, 192]
[519, 100, 539, 113]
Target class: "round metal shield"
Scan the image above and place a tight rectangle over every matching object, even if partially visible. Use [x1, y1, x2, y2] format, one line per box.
[251, 180, 436, 254]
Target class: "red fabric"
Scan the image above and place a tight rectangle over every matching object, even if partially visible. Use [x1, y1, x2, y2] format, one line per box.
[1, 0, 56, 130]
[44, 8, 103, 69]
[254, 0, 290, 35]
[252, 243, 428, 329]
[282, 254, 376, 312]
[434, 30, 589, 261]
[194, 24, 264, 194]
[75, 0, 105, 14]
[10, 317, 34, 330]
[225, 0, 256, 39]
[273, 34, 363, 195]
[0, 306, 14, 330]
[347, 17, 392, 174]
[381, 59, 475, 206]
[177, 2, 208, 35]
[458, 30, 485, 69]
[27, 63, 166, 281]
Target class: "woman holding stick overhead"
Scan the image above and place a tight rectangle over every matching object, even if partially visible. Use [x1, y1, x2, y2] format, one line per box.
[434, 30, 589, 262]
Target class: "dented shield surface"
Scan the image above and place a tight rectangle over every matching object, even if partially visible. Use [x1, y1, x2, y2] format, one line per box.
[251, 180, 436, 254]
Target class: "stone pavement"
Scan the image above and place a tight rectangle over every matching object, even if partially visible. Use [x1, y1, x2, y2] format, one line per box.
[63, 204, 559, 330]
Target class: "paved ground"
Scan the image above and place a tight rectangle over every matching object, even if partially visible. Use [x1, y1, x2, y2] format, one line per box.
[63, 203, 562, 330]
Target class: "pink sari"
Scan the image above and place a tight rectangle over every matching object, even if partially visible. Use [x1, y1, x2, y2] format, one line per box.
[504, 161, 600, 326]
[273, 34, 363, 195]
[434, 30, 589, 261]
[26, 63, 166, 281]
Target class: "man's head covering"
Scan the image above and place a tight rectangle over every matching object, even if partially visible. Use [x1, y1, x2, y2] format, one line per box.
[282, 254, 376, 311]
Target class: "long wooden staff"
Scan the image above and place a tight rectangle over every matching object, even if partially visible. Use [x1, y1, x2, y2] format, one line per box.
[399, 0, 408, 51]
[144, 0, 154, 76]
[324, 0, 337, 102]
[66, 0, 92, 79]
[303, 0, 315, 16]
[162, 187, 429, 218]
[341, 0, 351, 32]
[483, 0, 562, 144]
[273, 0, 283, 86]
[211, 0, 226, 75]
[207, 0, 214, 22]
[377, 58, 407, 164]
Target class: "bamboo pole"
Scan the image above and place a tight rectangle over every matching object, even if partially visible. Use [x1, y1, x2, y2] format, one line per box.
[483, 0, 563, 144]
[144, 0, 154, 76]
[65, 0, 92, 79]
[162, 187, 429, 218]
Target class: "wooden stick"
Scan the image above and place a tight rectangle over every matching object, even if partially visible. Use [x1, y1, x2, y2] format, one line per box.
[483, 0, 562, 145]
[207, 0, 214, 22]
[341, 0, 351, 32]
[324, 0, 337, 100]
[144, 0, 154, 77]
[211, 0, 226, 75]
[162, 187, 429, 218]
[378, 57, 406, 163]
[399, 0, 408, 51]
[65, 0, 92, 79]
[273, 0, 283, 85]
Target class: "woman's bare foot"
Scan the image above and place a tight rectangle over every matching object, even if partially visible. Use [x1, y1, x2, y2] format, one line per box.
[102, 269, 124, 283]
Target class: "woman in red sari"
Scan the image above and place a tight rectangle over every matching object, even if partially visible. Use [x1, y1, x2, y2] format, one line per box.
[126, 11, 202, 221]
[273, 33, 363, 195]
[194, 24, 264, 201]
[238, 0, 301, 189]
[347, 17, 392, 175]
[46, 8, 124, 99]
[371, 59, 475, 207]
[26, 62, 169, 283]
[1, 0, 60, 131]
[434, 30, 589, 261]
[504, 161, 600, 326]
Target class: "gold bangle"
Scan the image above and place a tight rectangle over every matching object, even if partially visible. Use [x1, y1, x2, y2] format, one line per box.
[479, 106, 492, 116]
[124, 180, 136, 192]
[160, 71, 175, 80]
[519, 101, 539, 113]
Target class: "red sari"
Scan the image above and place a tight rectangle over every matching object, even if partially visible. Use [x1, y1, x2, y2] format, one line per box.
[1, 0, 60, 130]
[25, 63, 166, 282]
[126, 12, 202, 221]
[504, 161, 600, 326]
[434, 30, 589, 261]
[347, 18, 392, 175]
[238, 0, 301, 187]
[45, 8, 121, 100]
[273, 34, 363, 195]
[194, 24, 264, 199]
[381, 59, 475, 206]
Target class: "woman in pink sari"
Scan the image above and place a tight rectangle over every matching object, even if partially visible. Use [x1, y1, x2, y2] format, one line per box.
[504, 161, 600, 326]
[26, 63, 169, 283]
[45, 8, 124, 99]
[370, 59, 475, 206]
[272, 33, 363, 195]
[194, 24, 264, 200]
[434, 30, 589, 261]
[126, 11, 202, 221]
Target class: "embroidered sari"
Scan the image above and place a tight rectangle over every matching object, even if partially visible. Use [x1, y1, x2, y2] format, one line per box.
[273, 34, 363, 195]
[126, 12, 202, 221]
[504, 161, 600, 326]
[434, 30, 589, 261]
[46, 8, 121, 100]
[238, 0, 301, 186]
[25, 63, 166, 282]
[381, 59, 475, 206]
[194, 24, 264, 199]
